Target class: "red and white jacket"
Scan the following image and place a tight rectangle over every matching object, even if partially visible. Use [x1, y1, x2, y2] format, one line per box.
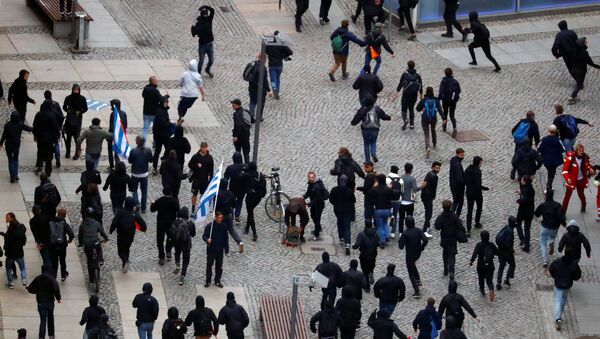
[562, 151, 593, 189]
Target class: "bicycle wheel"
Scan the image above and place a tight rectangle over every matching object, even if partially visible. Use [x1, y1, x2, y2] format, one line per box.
[264, 192, 291, 222]
[94, 267, 100, 293]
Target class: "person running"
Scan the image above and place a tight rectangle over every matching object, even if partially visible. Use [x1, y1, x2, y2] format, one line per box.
[373, 264, 406, 316]
[352, 94, 391, 163]
[132, 283, 160, 339]
[552, 20, 578, 77]
[151, 95, 173, 174]
[465, 11, 501, 72]
[189, 142, 214, 212]
[552, 104, 592, 152]
[391, 60, 423, 131]
[421, 162, 441, 237]
[78, 207, 109, 283]
[161, 307, 187, 339]
[166, 125, 191, 169]
[231, 99, 253, 163]
[294, 0, 309, 32]
[465, 156, 488, 236]
[170, 207, 195, 285]
[330, 147, 365, 190]
[329, 20, 366, 82]
[398, 216, 428, 298]
[80, 295, 107, 339]
[353, 65, 384, 107]
[340, 259, 368, 301]
[224, 152, 248, 223]
[244, 162, 266, 241]
[335, 286, 362, 339]
[535, 190, 565, 268]
[217, 292, 250, 338]
[150, 188, 179, 265]
[495, 216, 516, 290]
[77, 118, 113, 171]
[0, 111, 33, 183]
[567, 37, 600, 105]
[110, 197, 146, 273]
[352, 223, 379, 292]
[369, 174, 394, 247]
[441, 0, 466, 39]
[303, 171, 329, 241]
[398, 163, 424, 235]
[107, 99, 127, 171]
[512, 141, 543, 180]
[367, 309, 408, 339]
[103, 161, 131, 212]
[178, 60, 206, 120]
[141, 76, 161, 141]
[62, 84, 88, 160]
[561, 143, 593, 213]
[416, 87, 443, 159]
[438, 281, 478, 329]
[439, 316, 467, 339]
[7, 69, 35, 121]
[469, 230, 498, 301]
[160, 150, 188, 199]
[27, 266, 61, 339]
[330, 174, 356, 252]
[128, 135, 153, 213]
[309, 300, 340, 339]
[435, 199, 467, 280]
[48, 208, 74, 281]
[191, 5, 215, 78]
[265, 36, 293, 99]
[315, 251, 343, 310]
[515, 175, 536, 253]
[363, 23, 394, 75]
[449, 148, 466, 216]
[184, 295, 219, 338]
[548, 251, 582, 331]
[438, 67, 461, 136]
[1, 212, 28, 288]
[412, 298, 442, 339]
[538, 125, 566, 190]
[558, 219, 591, 264]
[203, 212, 228, 288]
[397, 0, 417, 40]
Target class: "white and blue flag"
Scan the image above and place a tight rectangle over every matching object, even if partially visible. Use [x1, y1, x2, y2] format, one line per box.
[112, 105, 130, 158]
[194, 161, 223, 226]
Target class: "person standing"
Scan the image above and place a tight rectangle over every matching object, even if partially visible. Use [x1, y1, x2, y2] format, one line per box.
[30, 205, 52, 273]
[110, 197, 146, 273]
[352, 223, 379, 292]
[188, 142, 215, 212]
[552, 104, 592, 152]
[351, 94, 391, 163]
[369, 174, 394, 247]
[398, 163, 423, 235]
[353, 65, 384, 107]
[412, 298, 442, 339]
[421, 162, 441, 237]
[231, 99, 253, 163]
[170, 207, 195, 286]
[184, 295, 219, 338]
[449, 148, 466, 216]
[441, 0, 466, 39]
[548, 252, 582, 330]
[33, 103, 60, 176]
[469, 230, 498, 301]
[217, 292, 250, 338]
[357, 161, 377, 228]
[161, 307, 187, 339]
[62, 84, 88, 159]
[373, 264, 406, 316]
[363, 23, 394, 75]
[265, 37, 293, 99]
[330, 147, 365, 190]
[2, 212, 28, 288]
[27, 266, 61, 339]
[39, 91, 63, 169]
[310, 300, 339, 339]
[335, 286, 362, 339]
[397, 0, 417, 40]
[191, 5, 215, 78]
[178, 59, 206, 120]
[150, 188, 179, 265]
[339, 259, 368, 301]
[567, 37, 600, 105]
[315, 251, 343, 310]
[246, 56, 270, 121]
[48, 208, 74, 281]
[330, 175, 356, 252]
[132, 282, 160, 339]
[438, 280, 478, 329]
[398, 216, 428, 298]
[416, 87, 443, 159]
[535, 190, 566, 268]
[0, 111, 33, 183]
[538, 125, 566, 190]
[7, 70, 35, 121]
[561, 143, 593, 213]
[128, 136, 153, 213]
[465, 156, 488, 236]
[368, 309, 408, 339]
[80, 295, 107, 339]
[558, 219, 591, 264]
[391, 60, 423, 131]
[552, 20, 578, 77]
[107, 98, 127, 171]
[244, 162, 266, 241]
[141, 76, 161, 141]
[329, 20, 366, 81]
[434, 200, 466, 280]
[495, 216, 516, 290]
[77, 118, 113, 171]
[203, 212, 228, 288]
[303, 171, 329, 241]
[438, 67, 461, 136]
[465, 11, 501, 72]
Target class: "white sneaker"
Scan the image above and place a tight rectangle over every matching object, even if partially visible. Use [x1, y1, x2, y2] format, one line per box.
[424, 231, 433, 238]
[390, 233, 396, 239]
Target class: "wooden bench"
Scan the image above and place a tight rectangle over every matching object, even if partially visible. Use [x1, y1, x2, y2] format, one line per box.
[260, 296, 310, 339]
[25, 0, 93, 38]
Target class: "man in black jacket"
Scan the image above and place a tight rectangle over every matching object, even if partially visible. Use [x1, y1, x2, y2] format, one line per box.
[185, 295, 219, 338]
[373, 264, 405, 316]
[203, 212, 229, 288]
[315, 251, 343, 310]
[8, 69, 35, 121]
[132, 282, 160, 337]
[335, 286, 361, 338]
[231, 99, 252, 163]
[352, 223, 379, 292]
[34, 173, 62, 218]
[367, 308, 407, 339]
[310, 300, 339, 339]
[441, 0, 465, 39]
[352, 65, 383, 107]
[247, 56, 270, 121]
[30, 205, 53, 273]
[224, 152, 248, 222]
[0, 111, 33, 183]
[294, 0, 309, 32]
[552, 20, 578, 77]
[512, 141, 543, 179]
[265, 39, 293, 99]
[160, 150, 188, 199]
[2, 212, 28, 288]
[357, 161, 377, 227]
[108, 98, 127, 171]
[438, 280, 478, 329]
[339, 259, 368, 301]
[465, 11, 501, 72]
[141, 76, 161, 141]
[150, 188, 179, 265]
[449, 148, 465, 216]
[303, 171, 329, 240]
[27, 266, 61, 339]
[439, 68, 462, 135]
[218, 292, 249, 338]
[434, 199, 464, 280]
[515, 175, 536, 253]
[110, 197, 146, 272]
[558, 219, 591, 263]
[421, 161, 440, 237]
[215, 178, 244, 254]
[170, 207, 196, 285]
[62, 84, 88, 159]
[188, 141, 214, 211]
[391, 60, 423, 130]
[192, 5, 215, 78]
[38, 91, 63, 169]
[549, 252, 582, 330]
[535, 190, 566, 268]
[465, 156, 488, 235]
[33, 103, 60, 176]
[496, 216, 516, 290]
[152, 95, 173, 173]
[398, 216, 428, 298]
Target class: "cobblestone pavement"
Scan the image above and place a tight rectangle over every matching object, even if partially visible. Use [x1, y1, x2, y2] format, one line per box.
[3, 0, 600, 337]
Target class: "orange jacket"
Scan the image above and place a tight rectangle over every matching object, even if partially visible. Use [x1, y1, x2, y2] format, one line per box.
[562, 151, 593, 189]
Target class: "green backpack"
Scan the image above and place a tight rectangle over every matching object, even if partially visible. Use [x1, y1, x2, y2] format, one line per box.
[331, 33, 346, 53]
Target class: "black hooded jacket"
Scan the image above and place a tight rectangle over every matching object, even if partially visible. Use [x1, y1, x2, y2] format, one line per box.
[439, 316, 467, 339]
[512, 142, 542, 177]
[215, 179, 236, 215]
[103, 164, 130, 198]
[368, 175, 394, 209]
[110, 197, 147, 239]
[2, 220, 27, 258]
[150, 195, 179, 229]
[142, 83, 161, 117]
[132, 283, 159, 323]
[449, 155, 465, 191]
[469, 231, 498, 269]
[160, 156, 187, 194]
[224, 152, 247, 194]
[549, 255, 582, 289]
[335, 286, 362, 330]
[161, 307, 187, 339]
[217, 298, 250, 335]
[353, 72, 384, 101]
[188, 151, 214, 185]
[63, 84, 88, 129]
[368, 309, 407, 339]
[192, 6, 215, 45]
[185, 296, 219, 336]
[467, 12, 489, 43]
[464, 162, 488, 199]
[434, 211, 463, 250]
[353, 227, 379, 259]
[329, 176, 356, 217]
[331, 155, 365, 187]
[303, 179, 329, 206]
[80, 295, 107, 331]
[571, 38, 600, 73]
[8, 70, 34, 107]
[33, 107, 60, 143]
[108, 100, 127, 133]
[552, 20, 578, 58]
[438, 281, 476, 321]
[373, 266, 406, 305]
[340, 267, 368, 300]
[166, 126, 191, 166]
[310, 303, 340, 337]
[315, 253, 343, 289]
[153, 105, 172, 141]
[398, 218, 428, 261]
[558, 224, 591, 260]
[534, 198, 565, 230]
[0, 111, 33, 151]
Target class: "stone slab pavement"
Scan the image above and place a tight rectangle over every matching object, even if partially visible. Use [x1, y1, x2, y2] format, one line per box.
[78, 0, 134, 48]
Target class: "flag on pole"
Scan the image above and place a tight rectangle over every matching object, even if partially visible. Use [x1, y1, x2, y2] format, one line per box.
[112, 105, 131, 158]
[195, 161, 223, 226]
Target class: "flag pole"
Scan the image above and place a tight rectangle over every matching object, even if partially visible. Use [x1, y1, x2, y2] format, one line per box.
[208, 160, 224, 240]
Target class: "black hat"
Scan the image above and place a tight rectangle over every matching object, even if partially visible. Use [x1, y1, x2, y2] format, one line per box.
[230, 98, 242, 106]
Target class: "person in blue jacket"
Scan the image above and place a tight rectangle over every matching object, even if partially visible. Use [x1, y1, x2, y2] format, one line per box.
[412, 298, 442, 339]
[537, 124, 565, 190]
[329, 20, 366, 82]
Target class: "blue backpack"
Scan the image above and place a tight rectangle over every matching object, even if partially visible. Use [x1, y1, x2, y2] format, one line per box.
[430, 316, 439, 338]
[495, 225, 512, 247]
[512, 121, 530, 143]
[422, 99, 437, 121]
[561, 115, 579, 137]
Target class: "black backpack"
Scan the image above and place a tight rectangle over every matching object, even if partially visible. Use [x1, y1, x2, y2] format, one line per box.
[41, 182, 59, 206]
[243, 62, 257, 82]
[402, 71, 421, 95]
[319, 181, 330, 201]
[456, 223, 468, 243]
[495, 225, 512, 248]
[249, 173, 267, 198]
[482, 244, 495, 266]
[195, 309, 214, 335]
[389, 177, 402, 200]
[172, 219, 191, 248]
[49, 220, 66, 245]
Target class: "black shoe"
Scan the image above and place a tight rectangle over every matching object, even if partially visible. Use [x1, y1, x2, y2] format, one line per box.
[329, 73, 336, 82]
[410, 125, 414, 129]
[581, 205, 586, 213]
[443, 268, 448, 277]
[61, 271, 69, 282]
[556, 319, 562, 331]
[402, 121, 407, 131]
[215, 282, 224, 288]
[493, 67, 501, 73]
[244, 227, 249, 235]
[345, 246, 350, 256]
[522, 247, 530, 253]
[480, 289, 486, 296]
[466, 230, 471, 237]
[461, 32, 468, 42]
[273, 91, 280, 100]
[152, 168, 158, 175]
[252, 234, 258, 241]
[300, 236, 306, 243]
[166, 253, 172, 261]
[413, 292, 421, 299]
[469, 61, 478, 66]
[204, 282, 210, 288]
[351, 15, 357, 23]
[475, 223, 483, 229]
[159, 258, 165, 266]
[504, 279, 511, 287]
[441, 33, 453, 38]
[10, 178, 15, 184]
[206, 70, 214, 78]
[372, 154, 378, 163]
[496, 284, 502, 290]
[65, 151, 70, 159]
[417, 280, 422, 286]
[342, 72, 349, 80]
[295, 23, 302, 33]
[56, 161, 61, 168]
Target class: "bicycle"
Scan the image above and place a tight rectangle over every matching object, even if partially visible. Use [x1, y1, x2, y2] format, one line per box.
[264, 167, 290, 228]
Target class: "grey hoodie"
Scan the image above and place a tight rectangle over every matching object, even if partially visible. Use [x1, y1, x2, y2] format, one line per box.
[400, 174, 421, 204]
[180, 59, 203, 98]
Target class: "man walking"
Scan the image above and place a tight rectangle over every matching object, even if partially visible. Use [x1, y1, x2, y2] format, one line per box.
[552, 20, 578, 77]
[535, 190, 566, 268]
[33, 102, 60, 176]
[77, 118, 113, 171]
[7, 70, 35, 121]
[549, 251, 581, 330]
[495, 216, 516, 290]
[191, 5, 215, 78]
[39, 91, 63, 169]
[438, 67, 461, 135]
[335, 286, 362, 339]
[188, 142, 214, 212]
[294, 0, 310, 32]
[353, 65, 383, 107]
[449, 148, 466, 216]
[434, 200, 466, 280]
[48, 208, 75, 281]
[62, 84, 88, 159]
[265, 37, 293, 99]
[315, 251, 343, 310]
[421, 162, 441, 237]
[2, 212, 28, 288]
[129, 136, 153, 213]
[391, 60, 423, 131]
[110, 197, 146, 273]
[398, 216, 428, 298]
[132, 282, 160, 339]
[150, 188, 179, 265]
[303, 171, 329, 240]
[441, 0, 466, 39]
[203, 212, 228, 288]
[352, 223, 379, 292]
[351, 94, 391, 163]
[515, 175, 536, 253]
[416, 87, 444, 158]
[141, 76, 161, 141]
[465, 156, 488, 236]
[373, 264, 406, 316]
[465, 11, 501, 72]
[246, 56, 270, 121]
[217, 292, 250, 338]
[170, 207, 195, 285]
[398, 163, 423, 235]
[339, 259, 368, 301]
[107, 99, 128, 171]
[438, 281, 478, 329]
[27, 266, 61, 339]
[231, 99, 253, 163]
[552, 104, 592, 152]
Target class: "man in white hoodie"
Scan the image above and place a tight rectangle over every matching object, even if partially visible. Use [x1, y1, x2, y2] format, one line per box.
[178, 59, 206, 119]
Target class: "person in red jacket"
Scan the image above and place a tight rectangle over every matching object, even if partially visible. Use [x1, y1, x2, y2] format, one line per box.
[562, 143, 594, 213]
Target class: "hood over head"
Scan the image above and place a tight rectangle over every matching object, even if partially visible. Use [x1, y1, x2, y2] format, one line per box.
[377, 309, 390, 319]
[567, 219, 580, 234]
[473, 156, 483, 167]
[71, 83, 81, 95]
[469, 11, 479, 22]
[10, 111, 20, 123]
[142, 282, 153, 295]
[18, 69, 28, 80]
[558, 20, 568, 30]
[124, 196, 136, 210]
[480, 230, 490, 242]
[179, 206, 189, 219]
[576, 37, 587, 49]
[89, 295, 99, 307]
[364, 94, 375, 108]
[405, 216, 415, 229]
[232, 151, 243, 164]
[322, 251, 330, 263]
[338, 174, 349, 187]
[115, 160, 127, 175]
[196, 295, 205, 309]
[168, 307, 179, 319]
[247, 161, 257, 171]
[507, 216, 517, 228]
[448, 280, 458, 293]
[387, 263, 396, 276]
[227, 292, 235, 301]
[220, 178, 229, 190]
[376, 174, 386, 186]
[446, 315, 458, 329]
[188, 59, 199, 73]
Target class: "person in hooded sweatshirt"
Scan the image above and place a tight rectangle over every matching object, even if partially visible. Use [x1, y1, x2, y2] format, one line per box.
[166, 125, 191, 168]
[567, 37, 600, 104]
[107, 98, 127, 171]
[329, 20, 366, 81]
[363, 23, 394, 75]
[512, 140, 543, 180]
[80, 183, 103, 227]
[161, 307, 187, 339]
[438, 316, 467, 339]
[558, 219, 591, 264]
[38, 91, 63, 169]
[0, 111, 33, 182]
[369, 174, 394, 247]
[438, 281, 478, 329]
[538, 125, 566, 190]
[469, 230, 499, 301]
[62, 84, 88, 159]
[367, 308, 407, 339]
[88, 313, 117, 339]
[438, 68, 461, 136]
[152, 95, 174, 174]
[416, 87, 444, 158]
[185, 295, 219, 338]
[244, 161, 265, 241]
[218, 292, 250, 339]
[398, 216, 428, 298]
[76, 160, 102, 196]
[413, 298, 442, 339]
[27, 265, 60, 339]
[353, 65, 384, 107]
[192, 5, 215, 78]
[150, 187, 179, 265]
[48, 208, 74, 281]
[435, 199, 465, 280]
[335, 285, 362, 338]
[373, 264, 406, 316]
[132, 282, 159, 339]
[331, 147, 365, 190]
[340, 259, 368, 301]
[464, 11, 501, 72]
[465, 156, 488, 235]
[352, 94, 391, 163]
[224, 152, 248, 222]
[110, 196, 146, 273]
[515, 175, 536, 253]
[189, 141, 214, 211]
[80, 295, 107, 339]
[178, 59, 206, 119]
[33, 101, 60, 176]
[495, 216, 516, 290]
[353, 222, 379, 291]
[310, 300, 340, 339]
[449, 148, 465, 216]
[357, 161, 377, 227]
[552, 20, 578, 78]
[2, 212, 28, 288]
[247, 54, 270, 120]
[535, 189, 566, 268]
[549, 249, 582, 331]
[303, 171, 330, 241]
[330, 174, 356, 253]
[170, 207, 196, 286]
[315, 251, 343, 310]
[391, 60, 423, 131]
[160, 150, 188, 199]
[103, 161, 131, 212]
[7, 69, 35, 121]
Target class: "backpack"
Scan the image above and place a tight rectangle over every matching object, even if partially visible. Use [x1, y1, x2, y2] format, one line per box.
[482, 244, 495, 266]
[495, 225, 512, 248]
[195, 310, 214, 335]
[242, 62, 256, 82]
[249, 173, 267, 198]
[361, 107, 380, 129]
[241, 109, 253, 129]
[49, 220, 66, 245]
[319, 181, 330, 201]
[166, 319, 186, 339]
[402, 71, 421, 95]
[512, 121, 530, 144]
[443, 79, 460, 102]
[331, 33, 347, 53]
[430, 315, 439, 338]
[172, 219, 191, 247]
[389, 177, 403, 201]
[41, 182, 59, 206]
[561, 115, 579, 137]
[422, 98, 438, 121]
[456, 223, 468, 243]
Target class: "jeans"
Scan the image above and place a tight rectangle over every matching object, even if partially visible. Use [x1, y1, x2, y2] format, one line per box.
[390, 201, 402, 233]
[137, 322, 154, 339]
[361, 129, 379, 162]
[198, 42, 214, 73]
[248, 92, 266, 120]
[363, 52, 382, 75]
[38, 302, 55, 338]
[422, 198, 433, 232]
[130, 176, 149, 211]
[6, 148, 19, 181]
[177, 96, 198, 118]
[374, 208, 391, 245]
[321, 287, 337, 310]
[142, 115, 155, 141]
[562, 138, 575, 152]
[269, 66, 283, 92]
[54, 142, 61, 163]
[336, 215, 352, 245]
[379, 302, 396, 317]
[6, 257, 27, 284]
[85, 153, 100, 171]
[468, 40, 500, 70]
[540, 226, 559, 263]
[555, 287, 569, 321]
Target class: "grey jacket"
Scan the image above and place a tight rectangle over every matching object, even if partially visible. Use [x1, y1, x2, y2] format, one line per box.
[77, 125, 112, 155]
[78, 217, 108, 247]
[400, 174, 421, 203]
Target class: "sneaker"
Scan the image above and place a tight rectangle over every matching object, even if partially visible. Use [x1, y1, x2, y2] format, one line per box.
[62, 271, 69, 281]
[493, 67, 501, 73]
[345, 245, 350, 256]
[73, 153, 80, 160]
[65, 151, 70, 159]
[549, 243, 554, 256]
[496, 284, 502, 290]
[235, 217, 241, 223]
[581, 205, 586, 213]
[567, 97, 576, 105]
[179, 276, 184, 286]
[489, 289, 495, 302]
[443, 269, 448, 277]
[22, 280, 27, 287]
[390, 232, 396, 239]
[504, 279, 511, 287]
[252, 234, 258, 241]
[466, 230, 471, 237]
[402, 122, 407, 131]
[407, 34, 416, 41]
[295, 23, 302, 33]
[543, 262, 548, 269]
[239, 242, 244, 253]
[56, 161, 61, 169]
[273, 91, 280, 100]
[410, 125, 414, 129]
[469, 61, 478, 66]
[426, 148, 431, 159]
[417, 280, 422, 286]
[152, 168, 158, 175]
[215, 282, 224, 288]
[173, 265, 180, 274]
[159, 258, 165, 266]
[319, 17, 326, 25]
[342, 72, 349, 80]
[441, 33, 453, 38]
[412, 292, 421, 299]
[424, 231, 433, 238]
[123, 262, 129, 273]
[555, 319, 562, 331]
[34, 167, 42, 174]
[7, 283, 14, 289]
[328, 73, 336, 82]
[351, 15, 357, 23]
[475, 223, 483, 229]
[452, 128, 457, 138]
[480, 289, 486, 296]
[204, 282, 210, 288]
[442, 121, 447, 132]
[372, 154, 378, 163]
[205, 70, 214, 79]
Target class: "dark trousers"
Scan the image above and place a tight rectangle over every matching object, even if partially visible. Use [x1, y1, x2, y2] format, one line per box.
[107, 141, 119, 170]
[469, 40, 500, 70]
[49, 245, 67, 278]
[321, 287, 337, 310]
[336, 214, 352, 245]
[36, 141, 53, 176]
[443, 5, 463, 35]
[206, 251, 224, 284]
[319, 0, 332, 20]
[364, 198, 374, 226]
[234, 136, 250, 163]
[546, 165, 558, 190]
[422, 198, 433, 232]
[354, 2, 362, 19]
[401, 94, 417, 126]
[295, 0, 309, 25]
[117, 236, 133, 266]
[249, 92, 266, 120]
[311, 203, 325, 237]
[340, 326, 357, 339]
[477, 266, 495, 291]
[570, 70, 586, 98]
[14, 104, 27, 121]
[397, 203, 414, 233]
[198, 43, 214, 73]
[64, 127, 81, 155]
[442, 246, 456, 276]
[37, 302, 55, 338]
[364, 15, 376, 33]
[516, 209, 534, 250]
[234, 192, 245, 218]
[406, 257, 421, 294]
[360, 256, 376, 287]
[442, 100, 458, 129]
[110, 193, 126, 212]
[84, 244, 103, 282]
[466, 196, 482, 231]
[563, 55, 575, 77]
[175, 245, 191, 276]
[245, 194, 261, 236]
[156, 226, 173, 259]
[152, 136, 167, 169]
[451, 187, 464, 216]
[398, 7, 415, 34]
[497, 251, 515, 284]
[177, 97, 198, 118]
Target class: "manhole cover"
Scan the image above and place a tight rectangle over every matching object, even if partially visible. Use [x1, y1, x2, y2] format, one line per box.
[451, 130, 489, 142]
[219, 6, 232, 13]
